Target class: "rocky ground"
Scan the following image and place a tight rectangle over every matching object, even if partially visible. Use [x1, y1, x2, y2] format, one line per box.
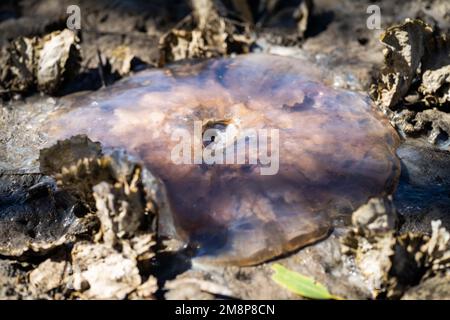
[0, 0, 449, 299]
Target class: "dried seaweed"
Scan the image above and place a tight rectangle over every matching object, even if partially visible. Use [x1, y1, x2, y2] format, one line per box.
[0, 29, 81, 97]
[371, 19, 450, 147]
[36, 136, 159, 299]
[342, 197, 450, 299]
[159, 0, 254, 65]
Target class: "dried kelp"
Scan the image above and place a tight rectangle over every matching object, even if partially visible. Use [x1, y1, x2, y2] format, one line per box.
[37, 30, 82, 93]
[40, 135, 102, 176]
[108, 46, 142, 77]
[372, 19, 432, 109]
[37, 136, 160, 299]
[69, 167, 158, 299]
[0, 29, 81, 97]
[226, 0, 313, 45]
[159, 0, 253, 65]
[371, 19, 450, 147]
[158, 0, 313, 65]
[342, 197, 450, 299]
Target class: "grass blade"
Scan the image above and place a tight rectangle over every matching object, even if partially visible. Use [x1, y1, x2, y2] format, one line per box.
[271, 264, 343, 300]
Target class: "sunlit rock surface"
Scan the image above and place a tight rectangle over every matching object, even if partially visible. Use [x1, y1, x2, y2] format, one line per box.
[42, 54, 400, 265]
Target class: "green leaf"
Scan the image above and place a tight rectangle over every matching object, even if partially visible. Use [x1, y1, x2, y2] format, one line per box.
[271, 264, 343, 300]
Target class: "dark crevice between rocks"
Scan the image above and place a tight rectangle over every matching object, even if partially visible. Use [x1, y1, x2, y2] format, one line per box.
[304, 10, 334, 38]
[148, 237, 195, 300]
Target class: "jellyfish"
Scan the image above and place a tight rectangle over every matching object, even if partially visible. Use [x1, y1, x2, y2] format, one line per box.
[42, 54, 400, 265]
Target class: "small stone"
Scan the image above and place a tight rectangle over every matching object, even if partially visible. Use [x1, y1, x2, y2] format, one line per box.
[71, 242, 141, 300]
[29, 258, 68, 293]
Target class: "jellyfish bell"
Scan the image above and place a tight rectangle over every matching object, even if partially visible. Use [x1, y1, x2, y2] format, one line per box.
[42, 54, 401, 266]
